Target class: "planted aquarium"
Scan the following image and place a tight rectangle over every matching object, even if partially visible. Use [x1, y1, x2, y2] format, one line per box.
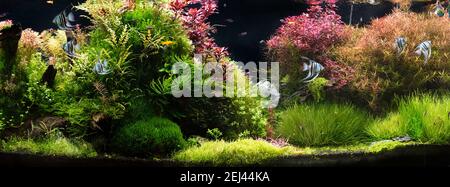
[0, 0, 449, 184]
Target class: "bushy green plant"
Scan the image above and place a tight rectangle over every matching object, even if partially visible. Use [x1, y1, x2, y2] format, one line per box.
[173, 63, 267, 139]
[175, 96, 267, 140]
[367, 113, 407, 140]
[277, 103, 372, 146]
[1, 136, 97, 157]
[308, 77, 328, 102]
[173, 139, 297, 166]
[206, 128, 223, 140]
[368, 94, 450, 144]
[111, 117, 186, 157]
[0, 27, 30, 132]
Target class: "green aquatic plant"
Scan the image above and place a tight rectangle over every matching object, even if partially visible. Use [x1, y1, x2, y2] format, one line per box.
[368, 94, 450, 144]
[1, 136, 97, 158]
[111, 117, 186, 157]
[173, 139, 298, 166]
[277, 103, 372, 146]
[307, 77, 328, 102]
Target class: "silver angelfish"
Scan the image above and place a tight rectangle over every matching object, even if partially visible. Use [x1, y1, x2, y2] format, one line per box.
[414, 40, 432, 64]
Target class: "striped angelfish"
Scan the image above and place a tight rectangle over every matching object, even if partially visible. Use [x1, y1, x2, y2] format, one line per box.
[301, 57, 324, 83]
[53, 10, 76, 30]
[62, 38, 80, 58]
[448, 4, 450, 18]
[394, 37, 407, 56]
[414, 40, 432, 64]
[434, 1, 445, 17]
[93, 59, 111, 75]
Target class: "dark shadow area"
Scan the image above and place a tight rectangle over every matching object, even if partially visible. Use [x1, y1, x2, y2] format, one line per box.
[1, 144, 450, 167]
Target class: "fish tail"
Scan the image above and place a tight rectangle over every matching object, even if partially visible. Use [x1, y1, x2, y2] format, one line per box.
[302, 63, 309, 71]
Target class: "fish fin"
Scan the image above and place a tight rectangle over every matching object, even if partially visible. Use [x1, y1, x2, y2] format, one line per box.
[414, 49, 422, 56]
[65, 21, 74, 28]
[302, 63, 310, 71]
[302, 71, 313, 82]
[74, 44, 81, 51]
[304, 73, 320, 83]
[52, 16, 58, 24]
[67, 12, 76, 22]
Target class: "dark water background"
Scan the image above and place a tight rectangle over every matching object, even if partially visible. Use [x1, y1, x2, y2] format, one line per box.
[0, 0, 431, 62]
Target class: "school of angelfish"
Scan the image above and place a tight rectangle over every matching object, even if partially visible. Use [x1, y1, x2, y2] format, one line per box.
[52, 9, 110, 75]
[47, 1, 447, 84]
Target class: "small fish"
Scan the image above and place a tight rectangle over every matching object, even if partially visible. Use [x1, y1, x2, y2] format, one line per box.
[414, 40, 432, 64]
[62, 38, 80, 58]
[161, 41, 176, 46]
[434, 1, 445, 17]
[93, 59, 110, 75]
[394, 37, 407, 56]
[259, 40, 265, 44]
[367, 0, 380, 5]
[448, 3, 450, 18]
[0, 13, 7, 18]
[225, 18, 234, 23]
[448, 4, 450, 18]
[301, 57, 324, 83]
[47, 0, 54, 5]
[223, 3, 227, 8]
[238, 32, 248, 37]
[287, 21, 295, 25]
[53, 10, 76, 30]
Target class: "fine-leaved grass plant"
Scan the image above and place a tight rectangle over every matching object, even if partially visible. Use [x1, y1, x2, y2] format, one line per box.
[277, 103, 372, 146]
[368, 94, 450, 144]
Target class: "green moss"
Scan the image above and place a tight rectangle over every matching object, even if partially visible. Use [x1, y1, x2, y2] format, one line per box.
[1, 136, 97, 158]
[173, 139, 299, 166]
[112, 117, 186, 157]
[173, 139, 417, 166]
[302, 141, 414, 155]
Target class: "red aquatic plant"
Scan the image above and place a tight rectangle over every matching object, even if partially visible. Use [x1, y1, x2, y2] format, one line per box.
[169, 0, 228, 61]
[267, 5, 350, 88]
[0, 19, 13, 31]
[267, 6, 344, 56]
[305, 0, 338, 6]
[318, 56, 354, 89]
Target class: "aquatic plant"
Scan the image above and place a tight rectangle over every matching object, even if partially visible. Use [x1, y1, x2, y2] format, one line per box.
[267, 5, 345, 58]
[169, 0, 228, 61]
[173, 63, 267, 140]
[307, 77, 328, 102]
[1, 135, 97, 158]
[0, 20, 13, 31]
[368, 94, 450, 144]
[111, 117, 186, 157]
[267, 5, 351, 100]
[333, 10, 450, 112]
[18, 29, 41, 62]
[173, 139, 298, 166]
[277, 103, 372, 146]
